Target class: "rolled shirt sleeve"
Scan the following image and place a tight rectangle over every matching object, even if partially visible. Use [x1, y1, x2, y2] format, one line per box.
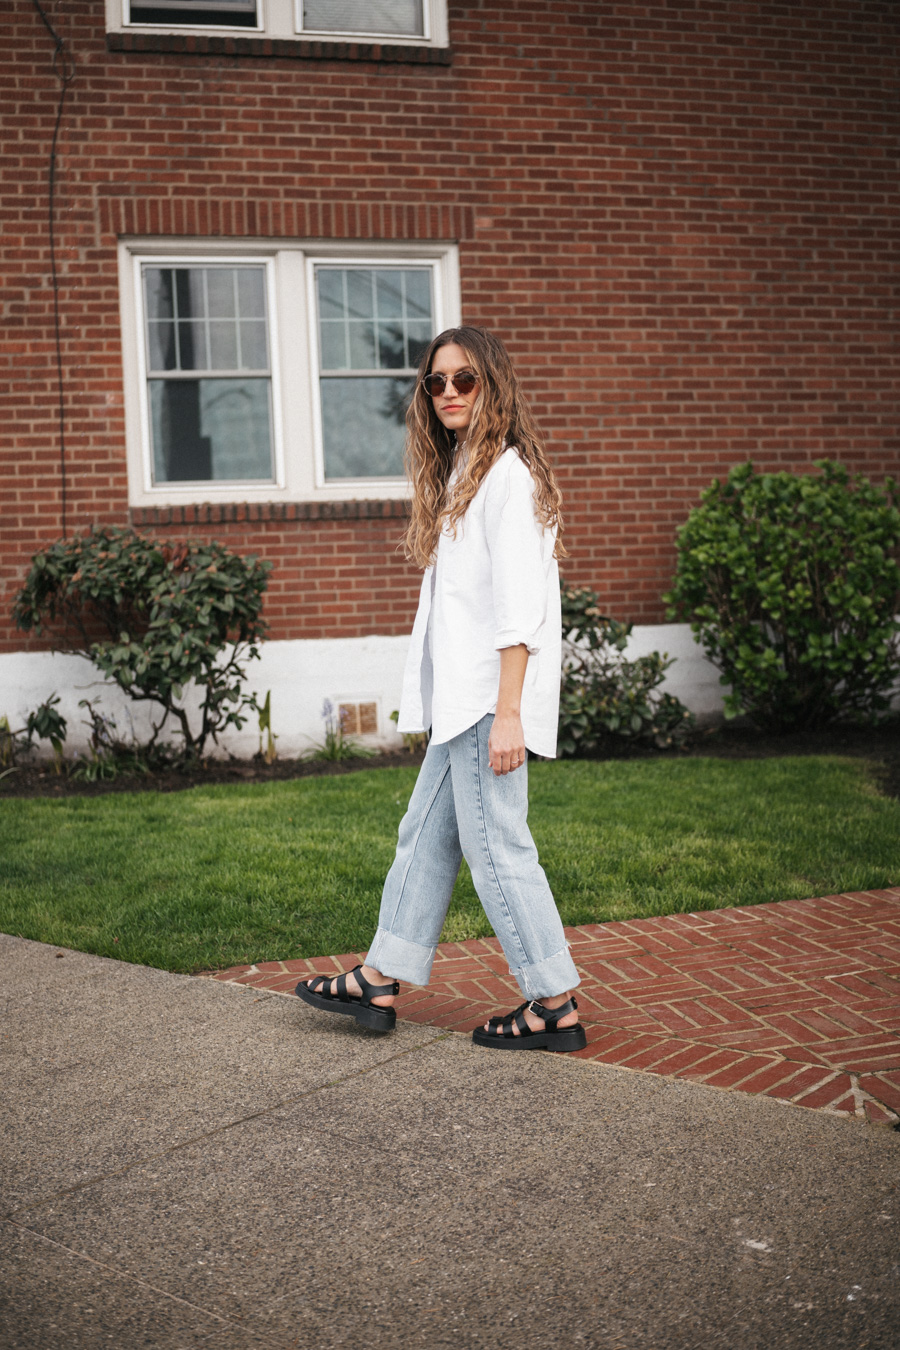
[485, 452, 554, 654]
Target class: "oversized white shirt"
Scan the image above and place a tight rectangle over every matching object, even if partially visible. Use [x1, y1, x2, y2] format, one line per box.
[397, 447, 562, 758]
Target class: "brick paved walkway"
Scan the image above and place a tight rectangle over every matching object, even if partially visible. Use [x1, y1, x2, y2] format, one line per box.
[206, 889, 900, 1127]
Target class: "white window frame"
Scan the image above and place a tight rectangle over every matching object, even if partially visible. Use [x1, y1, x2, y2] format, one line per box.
[107, 0, 449, 46]
[118, 238, 461, 508]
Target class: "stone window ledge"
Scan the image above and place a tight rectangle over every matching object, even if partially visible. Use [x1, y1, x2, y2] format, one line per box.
[107, 32, 452, 64]
[130, 500, 409, 528]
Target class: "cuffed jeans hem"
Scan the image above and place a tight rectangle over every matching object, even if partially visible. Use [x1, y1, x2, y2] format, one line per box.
[366, 927, 437, 988]
[511, 945, 581, 1001]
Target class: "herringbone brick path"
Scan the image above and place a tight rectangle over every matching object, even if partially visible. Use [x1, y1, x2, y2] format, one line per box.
[205, 888, 900, 1127]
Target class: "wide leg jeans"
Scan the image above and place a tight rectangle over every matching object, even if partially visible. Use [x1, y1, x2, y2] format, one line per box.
[367, 714, 580, 1000]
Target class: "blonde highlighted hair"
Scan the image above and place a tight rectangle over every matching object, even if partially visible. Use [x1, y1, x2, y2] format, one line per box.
[404, 326, 565, 568]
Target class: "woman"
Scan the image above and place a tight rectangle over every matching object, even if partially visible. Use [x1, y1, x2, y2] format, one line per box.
[297, 326, 585, 1052]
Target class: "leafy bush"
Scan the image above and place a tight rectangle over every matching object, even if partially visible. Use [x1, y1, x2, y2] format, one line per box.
[558, 583, 694, 757]
[665, 461, 900, 730]
[13, 527, 271, 757]
[26, 694, 68, 773]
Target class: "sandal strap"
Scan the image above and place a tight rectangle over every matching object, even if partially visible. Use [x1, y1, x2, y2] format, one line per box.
[351, 964, 400, 1004]
[486, 996, 579, 1039]
[529, 996, 578, 1027]
[493, 1003, 532, 1039]
[307, 967, 399, 1007]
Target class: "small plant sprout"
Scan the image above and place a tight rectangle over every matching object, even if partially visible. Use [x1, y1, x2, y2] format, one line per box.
[310, 698, 376, 762]
[389, 709, 428, 753]
[257, 691, 277, 765]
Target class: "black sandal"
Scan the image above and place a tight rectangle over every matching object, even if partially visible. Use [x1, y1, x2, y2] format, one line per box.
[472, 996, 587, 1053]
[295, 964, 399, 1033]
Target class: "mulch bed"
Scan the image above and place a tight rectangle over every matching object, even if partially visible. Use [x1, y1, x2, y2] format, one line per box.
[3, 720, 900, 800]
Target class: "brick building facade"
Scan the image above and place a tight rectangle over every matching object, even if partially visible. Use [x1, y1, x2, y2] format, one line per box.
[2, 1, 897, 749]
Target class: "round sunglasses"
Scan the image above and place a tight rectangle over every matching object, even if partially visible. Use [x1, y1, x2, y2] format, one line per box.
[422, 369, 479, 397]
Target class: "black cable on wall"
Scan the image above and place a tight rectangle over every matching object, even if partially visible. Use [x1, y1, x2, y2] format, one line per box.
[31, 0, 75, 539]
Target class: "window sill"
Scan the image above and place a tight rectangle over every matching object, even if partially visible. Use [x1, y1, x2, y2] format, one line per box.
[130, 499, 410, 528]
[106, 32, 452, 64]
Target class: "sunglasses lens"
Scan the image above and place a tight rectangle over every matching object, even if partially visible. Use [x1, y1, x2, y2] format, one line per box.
[423, 371, 478, 396]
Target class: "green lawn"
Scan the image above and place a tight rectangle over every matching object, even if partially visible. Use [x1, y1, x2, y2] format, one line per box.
[1, 755, 897, 974]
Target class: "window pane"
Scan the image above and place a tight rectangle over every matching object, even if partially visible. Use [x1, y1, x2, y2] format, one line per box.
[302, 0, 423, 36]
[406, 320, 432, 369]
[316, 265, 434, 373]
[404, 269, 431, 317]
[348, 320, 376, 370]
[377, 322, 405, 369]
[317, 269, 345, 319]
[144, 268, 174, 320]
[128, 3, 258, 27]
[236, 267, 266, 317]
[320, 376, 412, 479]
[345, 269, 374, 320]
[206, 269, 237, 318]
[178, 320, 208, 370]
[238, 319, 268, 369]
[208, 320, 238, 369]
[375, 269, 403, 319]
[143, 264, 268, 373]
[147, 320, 177, 371]
[149, 378, 273, 483]
[319, 320, 347, 370]
[174, 268, 205, 319]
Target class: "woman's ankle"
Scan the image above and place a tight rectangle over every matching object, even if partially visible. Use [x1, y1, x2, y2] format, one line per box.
[537, 990, 573, 1010]
[361, 963, 392, 985]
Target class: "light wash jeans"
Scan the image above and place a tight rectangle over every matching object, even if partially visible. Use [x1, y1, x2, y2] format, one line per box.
[367, 714, 580, 1000]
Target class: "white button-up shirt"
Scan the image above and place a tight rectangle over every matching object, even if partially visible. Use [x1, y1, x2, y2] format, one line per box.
[398, 447, 562, 758]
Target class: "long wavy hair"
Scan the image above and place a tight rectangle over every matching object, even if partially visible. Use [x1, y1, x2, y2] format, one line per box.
[403, 326, 566, 568]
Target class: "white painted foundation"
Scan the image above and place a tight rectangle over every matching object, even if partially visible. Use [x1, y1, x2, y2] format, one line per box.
[0, 624, 726, 760]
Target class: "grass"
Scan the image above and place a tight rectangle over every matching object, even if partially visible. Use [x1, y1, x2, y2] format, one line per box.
[0, 755, 897, 974]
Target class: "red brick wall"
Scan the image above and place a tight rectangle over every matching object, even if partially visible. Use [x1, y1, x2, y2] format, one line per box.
[2, 0, 898, 653]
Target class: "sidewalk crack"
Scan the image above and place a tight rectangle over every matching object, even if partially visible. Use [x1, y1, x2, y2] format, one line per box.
[1, 1217, 243, 1330]
[2, 1031, 452, 1221]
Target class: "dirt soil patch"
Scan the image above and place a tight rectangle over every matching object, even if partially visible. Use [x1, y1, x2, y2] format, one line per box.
[3, 721, 900, 801]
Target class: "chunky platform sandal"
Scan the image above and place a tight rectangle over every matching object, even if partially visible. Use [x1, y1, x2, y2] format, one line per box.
[295, 964, 399, 1033]
[472, 996, 587, 1053]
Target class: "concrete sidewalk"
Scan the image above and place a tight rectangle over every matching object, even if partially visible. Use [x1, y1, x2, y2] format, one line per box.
[2, 934, 899, 1348]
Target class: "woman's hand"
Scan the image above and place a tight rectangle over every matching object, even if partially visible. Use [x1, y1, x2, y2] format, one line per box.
[488, 710, 527, 776]
[489, 644, 529, 776]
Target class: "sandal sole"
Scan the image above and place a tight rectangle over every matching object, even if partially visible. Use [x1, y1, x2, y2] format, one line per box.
[295, 980, 396, 1033]
[471, 1024, 587, 1053]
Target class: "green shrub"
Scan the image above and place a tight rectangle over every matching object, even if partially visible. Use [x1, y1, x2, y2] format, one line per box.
[26, 694, 67, 773]
[13, 527, 272, 758]
[665, 461, 900, 730]
[558, 583, 694, 757]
